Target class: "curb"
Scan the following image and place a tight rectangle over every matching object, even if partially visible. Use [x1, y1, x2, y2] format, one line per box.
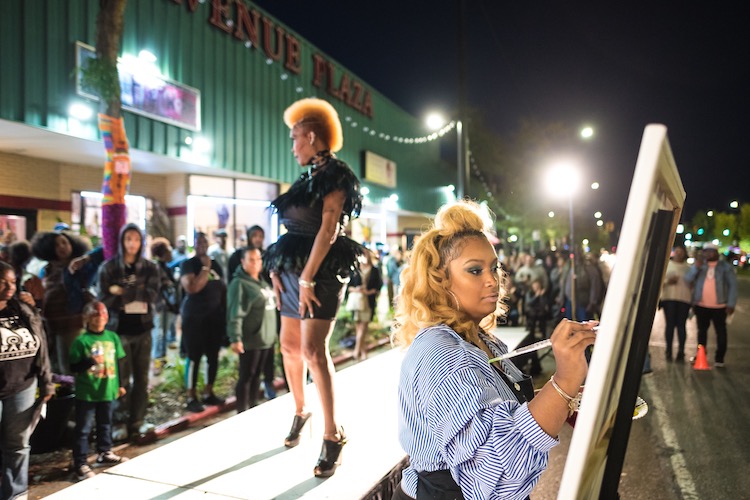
[135, 336, 393, 446]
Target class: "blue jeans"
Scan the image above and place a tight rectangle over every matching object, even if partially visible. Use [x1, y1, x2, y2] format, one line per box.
[564, 298, 589, 322]
[1, 381, 37, 500]
[151, 310, 176, 360]
[73, 400, 114, 467]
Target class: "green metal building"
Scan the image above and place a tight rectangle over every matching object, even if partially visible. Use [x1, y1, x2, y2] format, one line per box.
[0, 0, 456, 249]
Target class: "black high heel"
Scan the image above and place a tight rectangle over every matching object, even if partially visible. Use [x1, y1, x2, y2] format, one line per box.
[313, 427, 347, 478]
[284, 412, 312, 448]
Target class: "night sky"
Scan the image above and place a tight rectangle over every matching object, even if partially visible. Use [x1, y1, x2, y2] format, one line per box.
[253, 1, 748, 226]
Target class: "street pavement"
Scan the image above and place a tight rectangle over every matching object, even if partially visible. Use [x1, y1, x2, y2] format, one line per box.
[533, 273, 750, 499]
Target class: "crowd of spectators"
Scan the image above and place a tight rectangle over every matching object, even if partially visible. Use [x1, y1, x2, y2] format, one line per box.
[3, 216, 737, 492]
[499, 247, 609, 375]
[0, 224, 288, 489]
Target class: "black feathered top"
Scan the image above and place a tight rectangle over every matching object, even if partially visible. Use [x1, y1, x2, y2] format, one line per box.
[265, 151, 364, 277]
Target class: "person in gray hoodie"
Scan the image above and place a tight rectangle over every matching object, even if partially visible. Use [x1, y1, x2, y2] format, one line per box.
[227, 245, 277, 412]
[97, 223, 161, 439]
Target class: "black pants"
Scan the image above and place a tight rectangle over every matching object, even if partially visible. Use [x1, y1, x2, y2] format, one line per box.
[236, 348, 273, 412]
[694, 305, 728, 363]
[662, 300, 690, 357]
[392, 482, 415, 500]
[183, 312, 224, 391]
[119, 332, 152, 432]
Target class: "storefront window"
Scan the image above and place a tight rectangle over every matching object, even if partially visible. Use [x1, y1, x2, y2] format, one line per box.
[186, 196, 277, 250]
[186, 175, 279, 250]
[73, 191, 148, 245]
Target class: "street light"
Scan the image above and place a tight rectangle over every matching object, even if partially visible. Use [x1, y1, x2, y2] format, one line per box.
[546, 162, 581, 319]
[730, 200, 739, 209]
[426, 112, 468, 199]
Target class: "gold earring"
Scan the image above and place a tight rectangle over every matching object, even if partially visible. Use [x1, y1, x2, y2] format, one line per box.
[447, 290, 461, 311]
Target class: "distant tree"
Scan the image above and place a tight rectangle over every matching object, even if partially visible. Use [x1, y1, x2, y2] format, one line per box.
[469, 115, 586, 247]
[690, 211, 713, 239]
[738, 204, 750, 240]
[714, 212, 738, 242]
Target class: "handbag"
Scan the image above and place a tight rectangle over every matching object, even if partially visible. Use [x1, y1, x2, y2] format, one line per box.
[345, 291, 366, 312]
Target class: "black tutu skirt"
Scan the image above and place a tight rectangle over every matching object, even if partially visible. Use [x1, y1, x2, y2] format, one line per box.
[265, 233, 363, 277]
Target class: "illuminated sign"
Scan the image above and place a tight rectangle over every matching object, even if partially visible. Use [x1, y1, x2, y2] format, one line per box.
[363, 151, 397, 188]
[76, 42, 201, 131]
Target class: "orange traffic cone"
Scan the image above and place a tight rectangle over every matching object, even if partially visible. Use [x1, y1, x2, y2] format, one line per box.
[693, 344, 711, 370]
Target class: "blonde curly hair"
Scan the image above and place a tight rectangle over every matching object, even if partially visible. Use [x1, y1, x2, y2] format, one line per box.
[391, 200, 508, 347]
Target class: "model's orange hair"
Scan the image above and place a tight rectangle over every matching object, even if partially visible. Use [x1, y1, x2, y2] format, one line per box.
[283, 98, 343, 152]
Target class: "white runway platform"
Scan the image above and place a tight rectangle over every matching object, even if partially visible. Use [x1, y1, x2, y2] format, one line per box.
[48, 327, 528, 500]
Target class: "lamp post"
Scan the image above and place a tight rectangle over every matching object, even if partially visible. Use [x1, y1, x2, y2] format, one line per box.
[426, 113, 468, 200]
[546, 162, 581, 320]
[456, 119, 467, 199]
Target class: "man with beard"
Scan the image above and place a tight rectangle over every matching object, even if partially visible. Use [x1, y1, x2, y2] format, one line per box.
[686, 243, 737, 367]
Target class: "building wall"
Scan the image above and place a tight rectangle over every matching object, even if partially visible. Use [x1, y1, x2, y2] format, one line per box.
[0, 0, 455, 216]
[0, 151, 169, 233]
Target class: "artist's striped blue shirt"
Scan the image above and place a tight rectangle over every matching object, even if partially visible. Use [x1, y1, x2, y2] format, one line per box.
[397, 325, 558, 499]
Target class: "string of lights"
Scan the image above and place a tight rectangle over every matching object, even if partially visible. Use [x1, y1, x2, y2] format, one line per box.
[268, 62, 511, 222]
[341, 116, 456, 143]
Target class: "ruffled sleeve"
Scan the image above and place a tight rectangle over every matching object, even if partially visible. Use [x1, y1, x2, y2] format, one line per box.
[270, 158, 362, 221]
[265, 158, 364, 276]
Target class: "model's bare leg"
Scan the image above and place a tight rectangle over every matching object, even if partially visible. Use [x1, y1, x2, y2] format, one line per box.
[354, 321, 368, 361]
[280, 316, 307, 415]
[301, 318, 338, 438]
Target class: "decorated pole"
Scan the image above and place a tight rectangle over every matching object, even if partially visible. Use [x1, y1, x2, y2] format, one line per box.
[99, 114, 131, 259]
[85, 0, 129, 259]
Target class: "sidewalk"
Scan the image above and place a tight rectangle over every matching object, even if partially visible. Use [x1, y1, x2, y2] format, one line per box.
[47, 347, 407, 499]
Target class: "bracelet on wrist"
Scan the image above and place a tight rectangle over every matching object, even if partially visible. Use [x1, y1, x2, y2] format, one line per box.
[549, 375, 581, 417]
[201, 266, 210, 272]
[298, 278, 316, 289]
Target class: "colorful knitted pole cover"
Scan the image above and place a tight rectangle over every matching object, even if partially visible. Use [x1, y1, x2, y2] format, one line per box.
[99, 113, 131, 260]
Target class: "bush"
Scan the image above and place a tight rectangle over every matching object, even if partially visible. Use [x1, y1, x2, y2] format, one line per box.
[154, 351, 238, 397]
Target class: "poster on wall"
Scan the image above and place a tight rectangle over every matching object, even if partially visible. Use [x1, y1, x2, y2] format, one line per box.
[0, 215, 26, 244]
[363, 151, 397, 188]
[76, 42, 201, 131]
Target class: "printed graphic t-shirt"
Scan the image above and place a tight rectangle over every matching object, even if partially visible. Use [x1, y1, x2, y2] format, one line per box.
[0, 307, 40, 398]
[69, 329, 126, 402]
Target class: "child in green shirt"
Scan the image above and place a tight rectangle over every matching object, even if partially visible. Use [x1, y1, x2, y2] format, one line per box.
[69, 301, 128, 481]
